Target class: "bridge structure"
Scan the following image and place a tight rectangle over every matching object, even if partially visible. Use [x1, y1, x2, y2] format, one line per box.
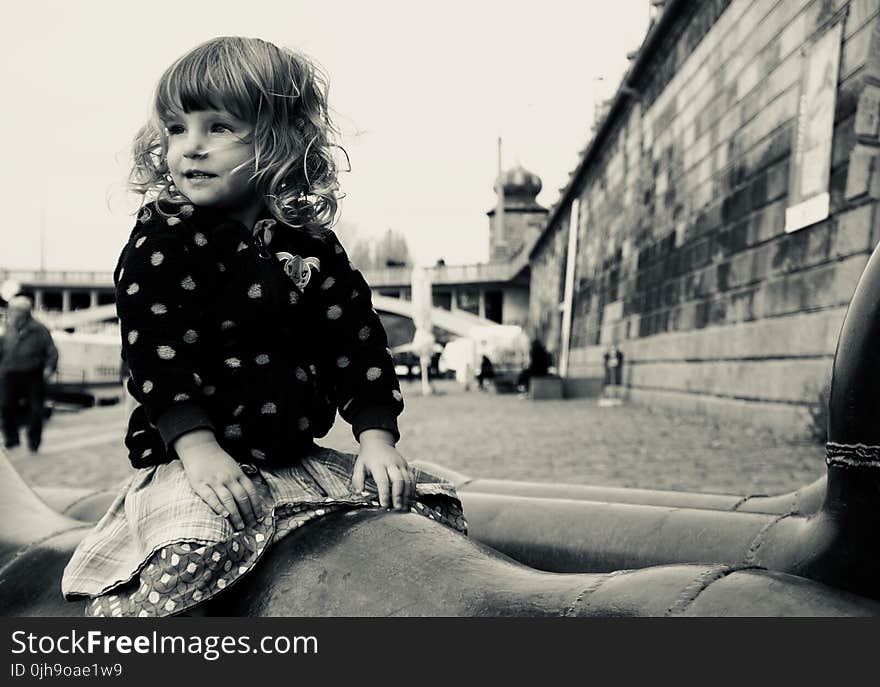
[1, 266, 520, 337]
[31, 295, 503, 339]
[2, 263, 526, 398]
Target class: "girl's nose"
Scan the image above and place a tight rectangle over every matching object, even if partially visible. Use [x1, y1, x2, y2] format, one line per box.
[182, 132, 208, 159]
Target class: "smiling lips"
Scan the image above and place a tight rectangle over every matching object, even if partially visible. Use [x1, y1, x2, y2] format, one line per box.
[183, 170, 217, 179]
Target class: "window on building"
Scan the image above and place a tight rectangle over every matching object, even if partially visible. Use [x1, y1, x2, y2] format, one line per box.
[456, 289, 480, 316]
[432, 291, 452, 310]
[42, 291, 63, 312]
[70, 291, 91, 310]
[485, 290, 503, 323]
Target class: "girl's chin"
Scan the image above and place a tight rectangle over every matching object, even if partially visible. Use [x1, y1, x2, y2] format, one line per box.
[170, 186, 261, 214]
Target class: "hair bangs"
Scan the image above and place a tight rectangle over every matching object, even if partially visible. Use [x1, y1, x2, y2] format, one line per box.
[155, 42, 259, 123]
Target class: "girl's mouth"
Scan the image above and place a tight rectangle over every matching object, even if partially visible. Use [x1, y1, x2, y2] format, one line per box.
[184, 171, 217, 179]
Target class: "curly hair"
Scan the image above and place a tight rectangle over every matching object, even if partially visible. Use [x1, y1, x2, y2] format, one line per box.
[129, 36, 342, 235]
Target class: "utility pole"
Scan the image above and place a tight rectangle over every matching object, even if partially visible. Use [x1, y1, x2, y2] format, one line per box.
[496, 137, 505, 255]
[559, 199, 580, 379]
[40, 207, 46, 272]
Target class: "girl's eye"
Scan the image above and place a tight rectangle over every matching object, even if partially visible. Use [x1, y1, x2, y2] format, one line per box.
[211, 123, 234, 133]
[165, 124, 184, 135]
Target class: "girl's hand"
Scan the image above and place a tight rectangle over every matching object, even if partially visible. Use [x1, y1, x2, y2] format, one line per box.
[353, 430, 415, 511]
[174, 430, 264, 530]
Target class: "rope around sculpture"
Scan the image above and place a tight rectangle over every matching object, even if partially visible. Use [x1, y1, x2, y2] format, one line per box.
[825, 442, 880, 469]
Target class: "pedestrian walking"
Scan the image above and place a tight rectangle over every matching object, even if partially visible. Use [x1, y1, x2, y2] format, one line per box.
[0, 295, 58, 453]
[61, 37, 466, 618]
[477, 355, 495, 390]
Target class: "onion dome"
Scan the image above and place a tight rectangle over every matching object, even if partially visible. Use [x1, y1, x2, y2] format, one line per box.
[496, 164, 543, 198]
[491, 164, 545, 213]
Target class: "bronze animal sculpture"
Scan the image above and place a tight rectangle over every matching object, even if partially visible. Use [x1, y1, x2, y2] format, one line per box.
[4, 236, 880, 616]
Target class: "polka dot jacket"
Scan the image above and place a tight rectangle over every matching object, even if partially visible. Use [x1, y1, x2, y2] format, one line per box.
[116, 201, 404, 468]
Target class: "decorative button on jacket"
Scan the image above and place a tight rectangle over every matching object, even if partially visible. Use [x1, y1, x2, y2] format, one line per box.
[116, 201, 403, 468]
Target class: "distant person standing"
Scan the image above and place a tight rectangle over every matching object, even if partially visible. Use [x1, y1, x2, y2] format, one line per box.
[0, 296, 58, 452]
[530, 339, 551, 378]
[603, 344, 624, 401]
[477, 355, 495, 390]
[517, 338, 551, 392]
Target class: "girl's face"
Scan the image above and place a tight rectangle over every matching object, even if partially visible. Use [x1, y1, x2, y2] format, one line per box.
[163, 109, 259, 220]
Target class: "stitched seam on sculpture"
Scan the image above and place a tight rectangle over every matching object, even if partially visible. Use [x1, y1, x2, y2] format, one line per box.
[665, 564, 757, 616]
[742, 511, 795, 566]
[0, 526, 92, 579]
[789, 488, 803, 515]
[563, 570, 627, 617]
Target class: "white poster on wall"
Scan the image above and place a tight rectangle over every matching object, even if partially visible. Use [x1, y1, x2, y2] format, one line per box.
[784, 20, 844, 234]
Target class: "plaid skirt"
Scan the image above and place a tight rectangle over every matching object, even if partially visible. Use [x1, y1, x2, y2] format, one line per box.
[61, 445, 467, 617]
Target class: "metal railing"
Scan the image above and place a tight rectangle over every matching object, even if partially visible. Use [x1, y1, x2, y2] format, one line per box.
[0, 268, 114, 288]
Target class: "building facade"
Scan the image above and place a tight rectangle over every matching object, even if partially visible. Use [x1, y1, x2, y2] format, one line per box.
[0, 269, 115, 315]
[530, 0, 880, 434]
[364, 163, 547, 332]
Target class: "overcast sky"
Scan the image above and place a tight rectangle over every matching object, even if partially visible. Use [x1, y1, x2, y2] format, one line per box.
[0, 0, 651, 271]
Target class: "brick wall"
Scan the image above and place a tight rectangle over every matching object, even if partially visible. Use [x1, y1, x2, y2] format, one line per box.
[530, 0, 880, 436]
[529, 222, 567, 358]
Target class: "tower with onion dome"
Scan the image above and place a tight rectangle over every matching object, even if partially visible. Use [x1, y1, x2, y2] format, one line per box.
[486, 164, 549, 263]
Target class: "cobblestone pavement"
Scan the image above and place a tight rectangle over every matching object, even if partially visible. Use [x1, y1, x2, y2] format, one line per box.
[7, 379, 825, 497]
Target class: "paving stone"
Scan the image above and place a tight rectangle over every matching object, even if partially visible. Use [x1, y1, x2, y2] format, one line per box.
[11, 381, 825, 500]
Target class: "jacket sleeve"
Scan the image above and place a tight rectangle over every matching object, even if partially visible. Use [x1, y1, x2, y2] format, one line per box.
[315, 231, 404, 442]
[42, 327, 58, 374]
[115, 221, 215, 450]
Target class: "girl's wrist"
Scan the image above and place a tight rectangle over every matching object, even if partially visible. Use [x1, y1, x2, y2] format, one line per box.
[358, 428, 396, 447]
[174, 429, 218, 459]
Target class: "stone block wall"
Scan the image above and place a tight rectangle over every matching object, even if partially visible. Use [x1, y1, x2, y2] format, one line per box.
[529, 220, 567, 358]
[489, 208, 548, 263]
[530, 0, 880, 435]
[502, 288, 530, 327]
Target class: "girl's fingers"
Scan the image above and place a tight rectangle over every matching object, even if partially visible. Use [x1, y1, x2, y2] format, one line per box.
[194, 484, 227, 518]
[388, 465, 406, 511]
[372, 468, 391, 509]
[393, 463, 413, 511]
[214, 485, 245, 530]
[351, 457, 366, 493]
[239, 475, 265, 520]
[226, 479, 257, 527]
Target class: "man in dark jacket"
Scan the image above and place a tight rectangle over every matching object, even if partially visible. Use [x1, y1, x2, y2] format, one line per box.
[0, 296, 58, 452]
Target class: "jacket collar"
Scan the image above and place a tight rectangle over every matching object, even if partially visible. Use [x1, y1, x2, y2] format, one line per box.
[152, 199, 275, 231]
[145, 199, 306, 251]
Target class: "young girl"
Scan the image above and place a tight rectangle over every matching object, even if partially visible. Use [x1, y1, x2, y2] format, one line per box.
[61, 36, 466, 617]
